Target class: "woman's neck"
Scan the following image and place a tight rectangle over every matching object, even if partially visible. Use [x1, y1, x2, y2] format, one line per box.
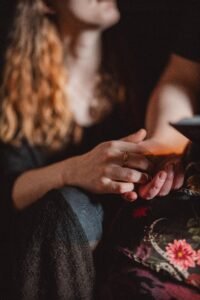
[58, 17, 102, 86]
[66, 31, 102, 86]
[56, 16, 108, 127]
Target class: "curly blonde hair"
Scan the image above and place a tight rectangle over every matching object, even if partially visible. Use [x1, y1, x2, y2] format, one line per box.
[0, 0, 73, 149]
[0, 0, 123, 150]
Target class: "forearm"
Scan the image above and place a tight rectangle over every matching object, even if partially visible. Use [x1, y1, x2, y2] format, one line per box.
[12, 157, 76, 210]
[146, 84, 193, 154]
[145, 54, 200, 154]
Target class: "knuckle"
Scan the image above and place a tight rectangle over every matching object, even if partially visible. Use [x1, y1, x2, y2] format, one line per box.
[111, 184, 120, 193]
[126, 170, 136, 182]
[117, 184, 130, 194]
[117, 185, 125, 194]
[100, 143, 116, 161]
[103, 149, 113, 161]
[99, 176, 107, 187]
[102, 166, 111, 177]
[152, 184, 161, 191]
[106, 140, 117, 149]
[96, 178, 104, 191]
[98, 142, 110, 152]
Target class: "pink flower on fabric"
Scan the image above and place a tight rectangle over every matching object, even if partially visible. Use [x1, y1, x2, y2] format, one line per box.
[195, 249, 200, 265]
[166, 239, 196, 270]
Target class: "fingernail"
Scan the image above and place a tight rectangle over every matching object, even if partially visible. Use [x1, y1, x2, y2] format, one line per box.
[145, 196, 152, 200]
[129, 198, 137, 203]
[141, 193, 152, 200]
[124, 196, 134, 203]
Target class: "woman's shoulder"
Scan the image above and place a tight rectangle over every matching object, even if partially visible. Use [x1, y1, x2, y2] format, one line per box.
[0, 139, 26, 157]
[0, 139, 45, 169]
[0, 139, 32, 155]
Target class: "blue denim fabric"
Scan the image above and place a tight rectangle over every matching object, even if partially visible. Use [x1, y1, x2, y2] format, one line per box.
[60, 187, 104, 244]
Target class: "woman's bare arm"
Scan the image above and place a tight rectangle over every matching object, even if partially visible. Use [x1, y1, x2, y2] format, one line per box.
[124, 55, 200, 202]
[12, 159, 73, 211]
[146, 54, 200, 154]
[138, 55, 200, 199]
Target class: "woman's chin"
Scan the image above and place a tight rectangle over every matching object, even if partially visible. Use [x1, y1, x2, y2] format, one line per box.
[101, 10, 121, 29]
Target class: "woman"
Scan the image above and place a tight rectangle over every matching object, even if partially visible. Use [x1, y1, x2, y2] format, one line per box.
[0, 0, 160, 299]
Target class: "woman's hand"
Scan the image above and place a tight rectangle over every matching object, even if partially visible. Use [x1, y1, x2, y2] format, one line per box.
[122, 138, 185, 201]
[138, 156, 184, 199]
[62, 129, 152, 197]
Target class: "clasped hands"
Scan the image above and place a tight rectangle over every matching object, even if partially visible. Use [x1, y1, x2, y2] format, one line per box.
[121, 129, 184, 201]
[67, 129, 184, 201]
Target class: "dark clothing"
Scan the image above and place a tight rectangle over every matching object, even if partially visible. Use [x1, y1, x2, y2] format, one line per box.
[0, 106, 130, 299]
[172, 2, 200, 62]
[12, 189, 96, 300]
[118, 0, 200, 63]
[0, 141, 102, 299]
[118, 0, 200, 64]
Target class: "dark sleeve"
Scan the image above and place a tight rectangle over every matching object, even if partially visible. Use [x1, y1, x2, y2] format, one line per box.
[0, 142, 38, 216]
[173, 2, 200, 62]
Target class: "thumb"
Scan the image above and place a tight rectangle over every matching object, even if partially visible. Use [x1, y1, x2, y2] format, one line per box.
[122, 129, 147, 143]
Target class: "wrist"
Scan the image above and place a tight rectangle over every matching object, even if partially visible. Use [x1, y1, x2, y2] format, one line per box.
[145, 136, 188, 155]
[60, 156, 80, 188]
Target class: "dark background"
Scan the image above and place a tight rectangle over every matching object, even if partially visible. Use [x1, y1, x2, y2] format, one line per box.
[0, 0, 191, 76]
[0, 0, 199, 126]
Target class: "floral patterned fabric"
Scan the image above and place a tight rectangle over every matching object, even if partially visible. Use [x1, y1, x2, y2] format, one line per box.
[98, 189, 200, 299]
[114, 188, 200, 291]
